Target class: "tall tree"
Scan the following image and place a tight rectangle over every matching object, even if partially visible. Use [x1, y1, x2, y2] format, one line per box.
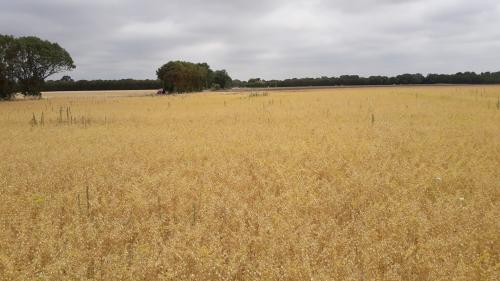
[0, 35, 17, 100]
[213, 69, 232, 89]
[12, 36, 75, 97]
[157, 61, 218, 93]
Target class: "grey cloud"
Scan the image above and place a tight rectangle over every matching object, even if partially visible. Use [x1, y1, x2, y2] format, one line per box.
[1, 0, 499, 80]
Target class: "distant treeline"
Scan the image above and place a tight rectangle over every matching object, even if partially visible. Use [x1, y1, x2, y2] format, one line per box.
[233, 71, 500, 88]
[43, 78, 161, 91]
[41, 71, 500, 92]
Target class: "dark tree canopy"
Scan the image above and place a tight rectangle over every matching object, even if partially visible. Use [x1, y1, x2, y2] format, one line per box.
[0, 34, 75, 99]
[197, 62, 214, 88]
[156, 61, 209, 93]
[13, 36, 75, 96]
[0, 35, 17, 100]
[43, 79, 161, 91]
[213, 69, 232, 89]
[156, 61, 232, 93]
[236, 72, 500, 88]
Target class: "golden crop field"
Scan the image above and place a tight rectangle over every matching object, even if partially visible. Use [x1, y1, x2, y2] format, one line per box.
[0, 86, 499, 280]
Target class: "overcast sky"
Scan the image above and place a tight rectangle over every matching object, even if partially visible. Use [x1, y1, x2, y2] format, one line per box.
[1, 0, 499, 80]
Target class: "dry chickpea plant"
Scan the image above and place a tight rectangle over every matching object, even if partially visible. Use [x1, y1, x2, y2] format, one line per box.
[0, 86, 499, 280]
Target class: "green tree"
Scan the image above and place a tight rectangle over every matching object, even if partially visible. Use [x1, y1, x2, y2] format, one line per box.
[213, 69, 232, 89]
[157, 61, 216, 93]
[0, 35, 17, 100]
[197, 62, 214, 88]
[12, 36, 75, 97]
[396, 73, 424, 84]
